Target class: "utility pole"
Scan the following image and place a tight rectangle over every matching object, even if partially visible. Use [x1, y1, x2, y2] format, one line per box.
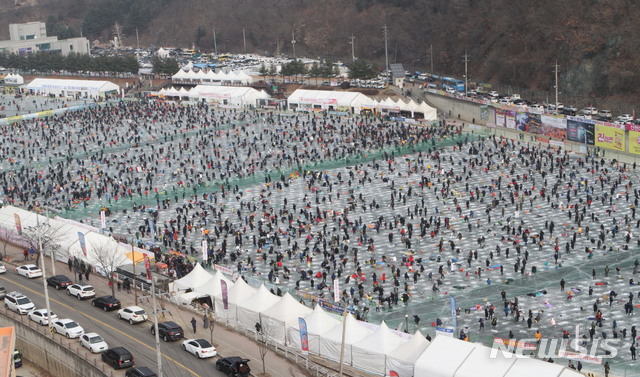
[276, 36, 280, 56]
[291, 30, 296, 59]
[554, 60, 560, 114]
[383, 25, 389, 77]
[36, 215, 54, 335]
[463, 50, 470, 97]
[243, 28, 247, 54]
[338, 307, 348, 377]
[151, 278, 163, 377]
[349, 34, 356, 62]
[131, 244, 138, 306]
[429, 44, 434, 76]
[212, 27, 218, 55]
[136, 28, 140, 50]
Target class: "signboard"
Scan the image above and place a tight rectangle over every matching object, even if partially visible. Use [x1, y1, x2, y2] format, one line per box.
[202, 240, 208, 262]
[13, 214, 22, 235]
[298, 318, 309, 355]
[505, 111, 516, 129]
[213, 264, 233, 276]
[567, 118, 595, 145]
[77, 232, 87, 257]
[100, 210, 106, 229]
[435, 326, 454, 337]
[299, 97, 337, 105]
[594, 123, 625, 151]
[333, 279, 339, 302]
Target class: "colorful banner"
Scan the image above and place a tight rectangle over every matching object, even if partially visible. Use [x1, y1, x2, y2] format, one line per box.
[450, 296, 457, 331]
[13, 213, 22, 235]
[594, 123, 625, 151]
[495, 109, 507, 128]
[202, 240, 208, 263]
[493, 338, 537, 350]
[516, 112, 541, 134]
[144, 254, 152, 280]
[149, 219, 155, 236]
[77, 232, 87, 257]
[221, 280, 229, 309]
[505, 111, 516, 129]
[567, 118, 595, 145]
[298, 317, 309, 355]
[629, 129, 640, 155]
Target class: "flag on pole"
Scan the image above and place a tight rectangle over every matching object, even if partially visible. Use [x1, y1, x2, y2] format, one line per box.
[13, 213, 22, 235]
[333, 278, 340, 302]
[298, 317, 309, 354]
[202, 240, 208, 262]
[77, 232, 87, 257]
[143, 254, 152, 280]
[221, 280, 229, 310]
[450, 295, 457, 330]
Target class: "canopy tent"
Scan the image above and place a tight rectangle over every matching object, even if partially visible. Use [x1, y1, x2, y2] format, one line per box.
[215, 277, 257, 323]
[503, 357, 567, 377]
[351, 321, 408, 375]
[171, 263, 212, 292]
[287, 305, 341, 354]
[367, 97, 437, 121]
[172, 69, 253, 85]
[386, 330, 430, 377]
[156, 47, 170, 58]
[287, 89, 370, 113]
[318, 313, 373, 364]
[191, 270, 234, 299]
[260, 293, 312, 345]
[413, 335, 475, 377]
[126, 250, 147, 264]
[236, 284, 280, 331]
[454, 343, 516, 377]
[4, 73, 23, 85]
[26, 78, 119, 99]
[187, 85, 269, 107]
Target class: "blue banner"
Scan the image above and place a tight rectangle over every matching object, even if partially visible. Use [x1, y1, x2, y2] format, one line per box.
[298, 317, 309, 354]
[450, 296, 457, 330]
[78, 232, 87, 257]
[149, 219, 155, 236]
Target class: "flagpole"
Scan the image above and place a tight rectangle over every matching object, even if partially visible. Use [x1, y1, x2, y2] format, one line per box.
[338, 307, 348, 376]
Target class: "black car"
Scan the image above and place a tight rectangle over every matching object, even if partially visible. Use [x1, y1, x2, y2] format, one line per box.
[91, 295, 121, 311]
[125, 367, 157, 377]
[46, 275, 73, 290]
[151, 321, 184, 342]
[215, 356, 250, 377]
[101, 347, 134, 369]
[0, 286, 6, 300]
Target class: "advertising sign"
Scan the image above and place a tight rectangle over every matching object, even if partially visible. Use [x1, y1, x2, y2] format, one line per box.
[13, 214, 22, 235]
[567, 118, 595, 145]
[298, 318, 309, 355]
[77, 232, 87, 257]
[221, 280, 229, 310]
[594, 124, 625, 151]
[495, 109, 507, 128]
[202, 240, 208, 262]
[505, 111, 516, 129]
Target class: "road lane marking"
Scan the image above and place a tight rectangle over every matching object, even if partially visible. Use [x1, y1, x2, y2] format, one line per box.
[1, 275, 201, 377]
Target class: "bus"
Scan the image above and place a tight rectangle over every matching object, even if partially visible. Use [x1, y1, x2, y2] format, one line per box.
[441, 77, 465, 92]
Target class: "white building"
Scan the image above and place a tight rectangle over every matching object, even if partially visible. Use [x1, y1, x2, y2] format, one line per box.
[185, 85, 269, 107]
[287, 89, 370, 113]
[26, 78, 119, 99]
[0, 22, 90, 56]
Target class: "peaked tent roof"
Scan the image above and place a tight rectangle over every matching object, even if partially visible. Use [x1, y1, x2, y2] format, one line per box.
[237, 284, 280, 312]
[503, 357, 565, 377]
[387, 330, 430, 363]
[413, 335, 475, 377]
[226, 276, 258, 305]
[172, 263, 212, 292]
[322, 313, 372, 345]
[352, 321, 408, 374]
[191, 269, 234, 299]
[261, 292, 312, 325]
[454, 343, 516, 377]
[290, 304, 341, 334]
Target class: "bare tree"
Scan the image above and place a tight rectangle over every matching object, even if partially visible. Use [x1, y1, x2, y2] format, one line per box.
[22, 217, 65, 270]
[88, 240, 127, 298]
[256, 315, 273, 376]
[0, 226, 13, 259]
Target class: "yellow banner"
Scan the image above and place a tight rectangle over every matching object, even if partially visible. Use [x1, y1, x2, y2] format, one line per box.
[594, 124, 624, 151]
[7, 115, 22, 123]
[37, 110, 54, 118]
[629, 130, 640, 155]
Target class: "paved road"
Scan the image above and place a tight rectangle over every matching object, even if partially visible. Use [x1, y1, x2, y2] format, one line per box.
[1, 270, 229, 377]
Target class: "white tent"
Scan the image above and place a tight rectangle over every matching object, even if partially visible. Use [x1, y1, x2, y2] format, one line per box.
[386, 330, 430, 377]
[287, 89, 371, 113]
[503, 357, 566, 377]
[172, 263, 212, 292]
[260, 293, 312, 345]
[156, 47, 170, 58]
[413, 336, 475, 377]
[215, 277, 257, 323]
[287, 305, 341, 354]
[187, 85, 269, 107]
[454, 343, 516, 377]
[236, 284, 280, 332]
[351, 321, 408, 375]
[26, 78, 119, 98]
[172, 69, 189, 80]
[191, 269, 234, 299]
[318, 313, 373, 364]
[4, 73, 23, 85]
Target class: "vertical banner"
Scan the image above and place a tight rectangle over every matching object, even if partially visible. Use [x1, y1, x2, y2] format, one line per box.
[450, 296, 457, 331]
[149, 219, 155, 236]
[143, 254, 152, 280]
[100, 210, 106, 229]
[202, 239, 208, 263]
[77, 232, 87, 257]
[221, 280, 229, 310]
[505, 111, 516, 129]
[298, 317, 309, 355]
[14, 213, 22, 235]
[333, 278, 340, 302]
[495, 109, 506, 128]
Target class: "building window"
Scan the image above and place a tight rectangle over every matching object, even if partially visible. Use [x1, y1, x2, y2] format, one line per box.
[69, 45, 73, 51]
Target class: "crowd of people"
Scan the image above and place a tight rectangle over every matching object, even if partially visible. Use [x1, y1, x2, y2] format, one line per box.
[0, 97, 639, 375]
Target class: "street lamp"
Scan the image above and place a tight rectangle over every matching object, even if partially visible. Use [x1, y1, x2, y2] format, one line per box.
[404, 314, 409, 333]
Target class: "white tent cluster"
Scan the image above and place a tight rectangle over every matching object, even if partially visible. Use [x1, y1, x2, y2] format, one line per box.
[0, 205, 151, 274]
[172, 265, 581, 376]
[369, 97, 438, 120]
[156, 85, 270, 107]
[3, 73, 24, 85]
[171, 68, 253, 85]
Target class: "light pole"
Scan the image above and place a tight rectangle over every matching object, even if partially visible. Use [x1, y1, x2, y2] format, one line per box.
[404, 314, 409, 333]
[151, 277, 163, 377]
[33, 215, 54, 335]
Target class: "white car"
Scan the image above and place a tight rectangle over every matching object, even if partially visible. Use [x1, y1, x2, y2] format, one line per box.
[498, 98, 512, 106]
[52, 319, 85, 339]
[67, 284, 96, 300]
[0, 262, 6, 274]
[182, 338, 217, 358]
[488, 91, 499, 97]
[80, 332, 108, 353]
[510, 94, 521, 101]
[4, 292, 35, 314]
[117, 306, 149, 324]
[28, 308, 58, 325]
[15, 264, 43, 278]
[617, 114, 634, 122]
[582, 107, 598, 115]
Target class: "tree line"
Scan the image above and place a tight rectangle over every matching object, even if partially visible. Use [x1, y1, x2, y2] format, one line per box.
[0, 52, 139, 74]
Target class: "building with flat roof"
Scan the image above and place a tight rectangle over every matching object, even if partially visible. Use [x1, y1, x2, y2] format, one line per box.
[0, 22, 89, 56]
[0, 326, 16, 377]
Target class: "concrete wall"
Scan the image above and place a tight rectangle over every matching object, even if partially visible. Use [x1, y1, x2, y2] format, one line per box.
[424, 92, 486, 125]
[0, 309, 110, 377]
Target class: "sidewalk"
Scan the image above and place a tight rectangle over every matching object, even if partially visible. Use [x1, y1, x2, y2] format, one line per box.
[1, 244, 313, 377]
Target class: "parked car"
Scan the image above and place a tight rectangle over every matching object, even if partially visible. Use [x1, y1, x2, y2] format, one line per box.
[598, 110, 612, 120]
[52, 319, 85, 339]
[0, 262, 6, 274]
[28, 308, 58, 325]
[92, 295, 121, 311]
[125, 367, 157, 377]
[530, 104, 545, 112]
[215, 356, 251, 377]
[67, 284, 96, 300]
[510, 94, 521, 101]
[617, 114, 634, 122]
[80, 333, 108, 353]
[498, 98, 512, 105]
[582, 107, 598, 115]
[4, 292, 35, 314]
[101, 347, 134, 370]
[15, 264, 43, 279]
[46, 275, 73, 290]
[117, 306, 148, 324]
[151, 321, 184, 342]
[488, 91, 499, 97]
[182, 338, 217, 358]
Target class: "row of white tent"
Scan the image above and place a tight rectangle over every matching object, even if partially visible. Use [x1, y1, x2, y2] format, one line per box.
[369, 97, 438, 119]
[172, 264, 582, 377]
[3, 73, 24, 85]
[0, 205, 151, 272]
[172, 69, 253, 85]
[156, 85, 270, 107]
